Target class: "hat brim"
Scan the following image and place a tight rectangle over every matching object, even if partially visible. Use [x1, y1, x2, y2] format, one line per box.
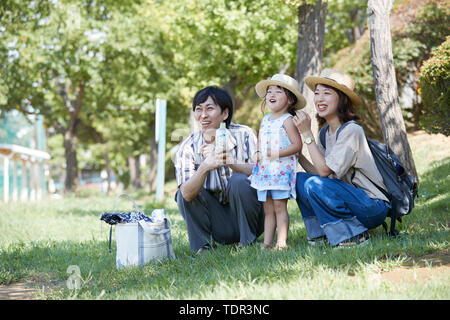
[304, 77, 362, 106]
[255, 79, 306, 110]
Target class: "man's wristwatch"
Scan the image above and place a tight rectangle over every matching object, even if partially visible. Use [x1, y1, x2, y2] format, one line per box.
[304, 136, 315, 145]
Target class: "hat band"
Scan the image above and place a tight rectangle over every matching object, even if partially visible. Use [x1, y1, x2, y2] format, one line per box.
[321, 76, 354, 92]
[323, 77, 338, 83]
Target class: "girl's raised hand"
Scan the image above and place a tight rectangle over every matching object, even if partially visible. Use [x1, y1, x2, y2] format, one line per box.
[251, 151, 262, 163]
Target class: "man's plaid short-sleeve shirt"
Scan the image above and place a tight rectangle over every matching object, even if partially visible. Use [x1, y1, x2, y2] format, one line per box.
[175, 123, 257, 204]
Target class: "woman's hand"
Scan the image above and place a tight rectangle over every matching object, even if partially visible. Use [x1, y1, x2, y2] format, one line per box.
[293, 110, 334, 178]
[293, 110, 312, 136]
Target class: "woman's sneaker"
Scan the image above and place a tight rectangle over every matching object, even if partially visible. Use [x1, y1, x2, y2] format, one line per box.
[307, 235, 327, 246]
[335, 231, 370, 248]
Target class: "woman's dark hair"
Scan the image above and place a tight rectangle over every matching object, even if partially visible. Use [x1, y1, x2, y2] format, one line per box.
[260, 86, 298, 116]
[315, 84, 360, 127]
[192, 86, 233, 128]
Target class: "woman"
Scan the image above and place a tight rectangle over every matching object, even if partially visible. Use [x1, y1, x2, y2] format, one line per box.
[293, 69, 391, 247]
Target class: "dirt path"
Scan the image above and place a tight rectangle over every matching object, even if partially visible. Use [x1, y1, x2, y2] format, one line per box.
[1, 250, 448, 300]
[380, 250, 450, 284]
[0, 281, 38, 300]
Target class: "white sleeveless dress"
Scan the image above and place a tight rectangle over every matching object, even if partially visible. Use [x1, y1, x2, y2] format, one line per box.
[249, 113, 298, 201]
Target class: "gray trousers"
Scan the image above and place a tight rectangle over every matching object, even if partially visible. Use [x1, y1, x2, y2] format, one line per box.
[175, 173, 265, 251]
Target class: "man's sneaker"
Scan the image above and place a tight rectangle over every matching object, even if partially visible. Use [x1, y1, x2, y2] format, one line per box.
[335, 231, 370, 248]
[193, 242, 217, 257]
[307, 235, 327, 246]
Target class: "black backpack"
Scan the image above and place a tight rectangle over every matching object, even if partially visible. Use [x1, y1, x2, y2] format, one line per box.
[319, 120, 418, 236]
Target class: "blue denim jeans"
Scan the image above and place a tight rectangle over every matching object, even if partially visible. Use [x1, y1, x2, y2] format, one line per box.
[295, 172, 391, 246]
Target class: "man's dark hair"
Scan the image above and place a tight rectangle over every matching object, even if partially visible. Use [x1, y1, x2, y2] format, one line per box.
[192, 86, 234, 128]
[315, 84, 360, 127]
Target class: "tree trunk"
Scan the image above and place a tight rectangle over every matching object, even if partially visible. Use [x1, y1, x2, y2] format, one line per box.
[57, 79, 84, 193]
[63, 129, 78, 192]
[368, 0, 418, 178]
[128, 155, 142, 189]
[295, 0, 328, 138]
[85, 123, 112, 194]
[349, 6, 362, 43]
[295, 0, 327, 170]
[223, 77, 239, 109]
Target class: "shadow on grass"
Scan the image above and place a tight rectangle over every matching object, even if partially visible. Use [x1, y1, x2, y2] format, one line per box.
[415, 157, 449, 202]
[1, 159, 448, 299]
[1, 224, 447, 299]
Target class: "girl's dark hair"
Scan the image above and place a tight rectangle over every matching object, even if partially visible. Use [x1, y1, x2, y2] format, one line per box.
[260, 86, 298, 116]
[192, 86, 233, 128]
[315, 84, 360, 127]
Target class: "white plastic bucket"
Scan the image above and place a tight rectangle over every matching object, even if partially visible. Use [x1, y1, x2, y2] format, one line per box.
[115, 218, 175, 268]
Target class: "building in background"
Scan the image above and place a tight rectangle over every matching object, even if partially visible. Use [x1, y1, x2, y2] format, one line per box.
[0, 111, 50, 202]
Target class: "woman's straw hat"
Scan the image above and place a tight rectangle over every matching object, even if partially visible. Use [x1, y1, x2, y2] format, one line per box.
[255, 74, 306, 109]
[304, 69, 362, 106]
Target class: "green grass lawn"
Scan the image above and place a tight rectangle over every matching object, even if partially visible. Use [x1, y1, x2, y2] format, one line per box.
[0, 132, 449, 300]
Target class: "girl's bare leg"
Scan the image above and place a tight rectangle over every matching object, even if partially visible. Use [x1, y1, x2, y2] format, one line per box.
[262, 197, 276, 248]
[273, 199, 289, 249]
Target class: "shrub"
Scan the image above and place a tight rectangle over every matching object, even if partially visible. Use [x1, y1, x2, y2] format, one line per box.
[407, 1, 450, 56]
[418, 36, 450, 136]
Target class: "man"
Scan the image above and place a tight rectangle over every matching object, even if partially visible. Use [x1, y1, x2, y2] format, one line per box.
[175, 86, 265, 254]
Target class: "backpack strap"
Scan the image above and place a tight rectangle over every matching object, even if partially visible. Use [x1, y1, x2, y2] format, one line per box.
[319, 124, 329, 149]
[319, 120, 359, 149]
[337, 120, 359, 139]
[389, 215, 399, 237]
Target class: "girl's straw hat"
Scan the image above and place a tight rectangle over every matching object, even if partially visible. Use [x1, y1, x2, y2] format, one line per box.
[255, 74, 306, 109]
[304, 69, 362, 106]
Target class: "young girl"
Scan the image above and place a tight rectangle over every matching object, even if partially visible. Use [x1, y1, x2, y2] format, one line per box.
[293, 69, 391, 247]
[249, 74, 305, 250]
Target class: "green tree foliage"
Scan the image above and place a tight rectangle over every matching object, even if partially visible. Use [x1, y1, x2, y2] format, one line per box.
[406, 1, 450, 55]
[324, 0, 367, 57]
[1, 1, 129, 190]
[0, 0, 174, 190]
[4, 0, 446, 190]
[393, 1, 450, 86]
[329, 0, 449, 138]
[418, 36, 450, 136]
[165, 0, 298, 108]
